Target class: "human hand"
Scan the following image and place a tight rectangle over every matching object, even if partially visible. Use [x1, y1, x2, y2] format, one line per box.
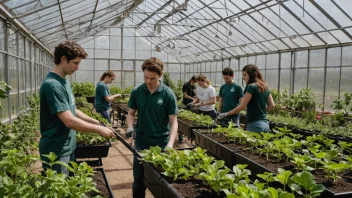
[194, 103, 201, 107]
[125, 127, 134, 138]
[187, 103, 194, 108]
[99, 127, 116, 139]
[217, 112, 228, 119]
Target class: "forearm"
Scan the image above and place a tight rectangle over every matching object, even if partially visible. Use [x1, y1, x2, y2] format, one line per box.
[227, 104, 246, 116]
[167, 121, 178, 147]
[65, 116, 103, 134]
[266, 105, 274, 112]
[76, 109, 99, 125]
[106, 94, 119, 102]
[126, 114, 135, 128]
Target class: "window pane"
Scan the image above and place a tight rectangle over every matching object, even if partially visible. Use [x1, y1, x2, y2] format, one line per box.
[325, 68, 340, 111]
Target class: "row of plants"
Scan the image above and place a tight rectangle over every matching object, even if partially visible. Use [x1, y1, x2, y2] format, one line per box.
[0, 82, 111, 197]
[178, 109, 214, 126]
[140, 146, 325, 198]
[199, 125, 352, 194]
[267, 113, 352, 138]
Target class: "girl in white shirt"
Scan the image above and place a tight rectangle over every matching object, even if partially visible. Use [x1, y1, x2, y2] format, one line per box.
[192, 74, 217, 120]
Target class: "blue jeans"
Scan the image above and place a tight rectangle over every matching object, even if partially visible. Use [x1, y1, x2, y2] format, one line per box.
[220, 114, 240, 128]
[246, 120, 270, 132]
[96, 108, 111, 123]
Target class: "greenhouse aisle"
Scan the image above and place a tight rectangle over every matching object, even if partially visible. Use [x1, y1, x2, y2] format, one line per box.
[100, 128, 193, 198]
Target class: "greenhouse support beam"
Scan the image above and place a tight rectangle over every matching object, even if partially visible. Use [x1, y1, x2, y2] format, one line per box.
[11, 0, 70, 19]
[137, 0, 174, 26]
[279, 2, 327, 45]
[0, 3, 52, 55]
[309, 0, 352, 41]
[57, 0, 68, 40]
[322, 48, 328, 111]
[183, 41, 352, 64]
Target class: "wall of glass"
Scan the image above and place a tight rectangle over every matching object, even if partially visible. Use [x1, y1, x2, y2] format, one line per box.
[75, 27, 182, 88]
[0, 18, 53, 123]
[184, 47, 352, 112]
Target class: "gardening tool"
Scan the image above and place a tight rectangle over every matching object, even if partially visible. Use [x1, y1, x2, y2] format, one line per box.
[100, 122, 140, 158]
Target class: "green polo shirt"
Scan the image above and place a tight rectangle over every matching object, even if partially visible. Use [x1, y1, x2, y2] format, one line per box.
[244, 83, 270, 123]
[95, 81, 110, 111]
[219, 82, 244, 116]
[39, 72, 76, 158]
[128, 82, 178, 149]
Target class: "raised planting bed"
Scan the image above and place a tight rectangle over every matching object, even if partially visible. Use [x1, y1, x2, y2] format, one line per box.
[177, 118, 216, 140]
[86, 168, 114, 198]
[142, 161, 219, 198]
[193, 130, 237, 168]
[234, 150, 352, 197]
[75, 141, 111, 165]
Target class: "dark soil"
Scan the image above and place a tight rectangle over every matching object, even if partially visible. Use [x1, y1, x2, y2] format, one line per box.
[221, 143, 246, 151]
[204, 133, 227, 143]
[238, 150, 352, 194]
[86, 170, 111, 197]
[237, 150, 294, 174]
[77, 141, 110, 147]
[172, 179, 220, 198]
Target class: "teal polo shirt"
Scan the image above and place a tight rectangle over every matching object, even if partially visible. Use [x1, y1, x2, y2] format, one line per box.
[244, 83, 270, 123]
[128, 82, 178, 148]
[95, 81, 110, 111]
[39, 72, 76, 158]
[219, 82, 244, 114]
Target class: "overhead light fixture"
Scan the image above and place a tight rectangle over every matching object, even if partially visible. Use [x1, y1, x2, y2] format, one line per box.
[155, 45, 161, 52]
[228, 31, 232, 36]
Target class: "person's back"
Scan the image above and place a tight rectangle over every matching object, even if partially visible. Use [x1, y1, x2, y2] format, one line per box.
[245, 83, 270, 123]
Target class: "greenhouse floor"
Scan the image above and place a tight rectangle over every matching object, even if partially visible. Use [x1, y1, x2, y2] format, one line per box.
[101, 128, 194, 198]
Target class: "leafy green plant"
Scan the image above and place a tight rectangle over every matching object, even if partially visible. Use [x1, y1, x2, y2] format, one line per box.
[290, 171, 325, 198]
[198, 161, 233, 193]
[72, 82, 95, 97]
[0, 81, 12, 110]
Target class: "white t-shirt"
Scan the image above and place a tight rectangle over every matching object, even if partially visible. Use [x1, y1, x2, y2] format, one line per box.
[196, 85, 216, 111]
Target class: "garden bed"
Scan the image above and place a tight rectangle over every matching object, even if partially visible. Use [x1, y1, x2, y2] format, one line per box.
[177, 118, 216, 139]
[86, 168, 114, 198]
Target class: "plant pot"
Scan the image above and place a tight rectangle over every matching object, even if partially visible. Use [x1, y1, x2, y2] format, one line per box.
[91, 168, 114, 198]
[86, 96, 95, 105]
[160, 179, 183, 198]
[75, 141, 111, 159]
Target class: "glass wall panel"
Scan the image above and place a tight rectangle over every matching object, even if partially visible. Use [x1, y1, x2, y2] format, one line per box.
[280, 69, 290, 91]
[325, 68, 340, 111]
[295, 51, 308, 68]
[294, 69, 308, 93]
[327, 47, 341, 67]
[340, 67, 352, 95]
[308, 68, 324, 105]
[281, 53, 291, 69]
[310, 49, 326, 67]
[266, 69, 278, 90]
[266, 54, 279, 69]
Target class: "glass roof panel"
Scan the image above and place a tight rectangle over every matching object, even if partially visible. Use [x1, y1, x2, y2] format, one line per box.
[330, 30, 352, 43]
[315, 0, 352, 27]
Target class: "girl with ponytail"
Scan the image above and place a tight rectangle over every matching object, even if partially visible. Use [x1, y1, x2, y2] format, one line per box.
[217, 64, 275, 132]
[94, 70, 121, 123]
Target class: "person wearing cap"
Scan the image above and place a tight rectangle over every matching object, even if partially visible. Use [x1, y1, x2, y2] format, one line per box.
[218, 67, 244, 127]
[125, 57, 178, 198]
[95, 70, 122, 123]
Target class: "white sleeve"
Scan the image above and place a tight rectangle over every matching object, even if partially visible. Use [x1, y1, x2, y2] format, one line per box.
[209, 86, 216, 98]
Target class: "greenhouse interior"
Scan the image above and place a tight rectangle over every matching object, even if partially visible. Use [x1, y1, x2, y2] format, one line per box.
[1, 0, 352, 197]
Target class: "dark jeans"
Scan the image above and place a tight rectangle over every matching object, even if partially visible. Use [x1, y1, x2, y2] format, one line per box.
[200, 110, 217, 121]
[246, 120, 270, 132]
[96, 108, 111, 123]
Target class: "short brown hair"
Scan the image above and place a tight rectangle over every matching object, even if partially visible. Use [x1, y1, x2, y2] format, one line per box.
[141, 57, 164, 76]
[54, 40, 88, 64]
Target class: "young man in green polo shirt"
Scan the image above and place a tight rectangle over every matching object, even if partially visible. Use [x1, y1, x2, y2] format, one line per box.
[39, 40, 115, 175]
[218, 67, 244, 127]
[126, 57, 178, 198]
